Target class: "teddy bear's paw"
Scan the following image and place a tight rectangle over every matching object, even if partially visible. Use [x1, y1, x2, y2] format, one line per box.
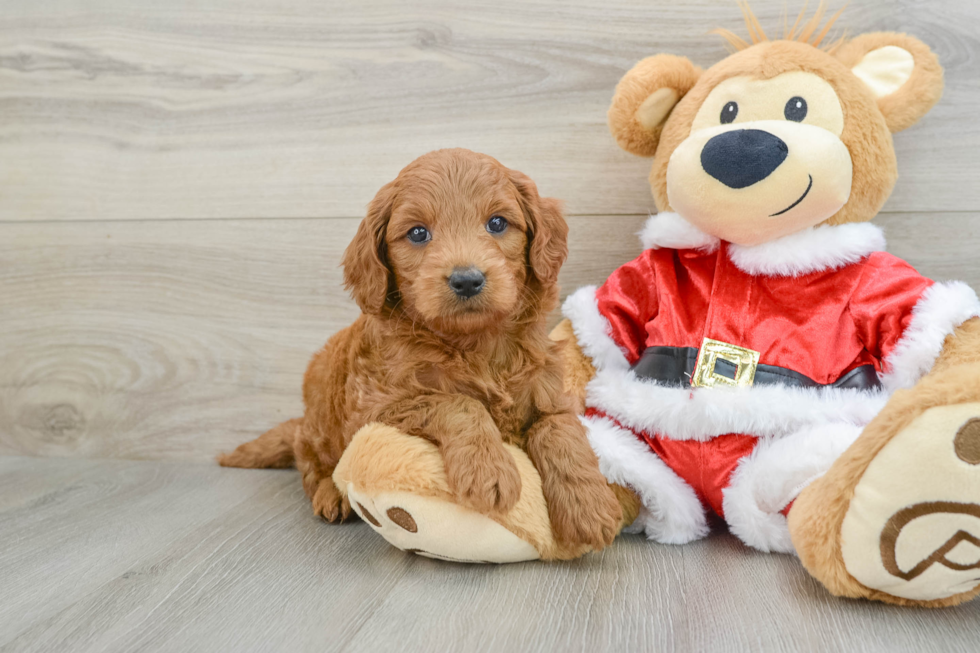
[838, 402, 980, 604]
[345, 484, 540, 564]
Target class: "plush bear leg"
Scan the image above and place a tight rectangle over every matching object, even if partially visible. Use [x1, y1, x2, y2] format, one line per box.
[722, 423, 863, 554]
[788, 364, 980, 607]
[333, 423, 630, 562]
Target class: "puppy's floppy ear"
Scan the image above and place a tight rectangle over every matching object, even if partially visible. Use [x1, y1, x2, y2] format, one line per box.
[343, 181, 396, 314]
[508, 169, 567, 287]
[608, 54, 702, 157]
[836, 32, 944, 133]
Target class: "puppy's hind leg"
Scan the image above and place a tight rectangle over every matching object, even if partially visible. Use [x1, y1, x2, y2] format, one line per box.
[295, 431, 354, 523]
[218, 418, 300, 469]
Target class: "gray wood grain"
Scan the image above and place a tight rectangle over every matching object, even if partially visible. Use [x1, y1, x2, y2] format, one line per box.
[2, 212, 977, 463]
[1, 456, 979, 653]
[0, 0, 977, 221]
[0, 215, 645, 461]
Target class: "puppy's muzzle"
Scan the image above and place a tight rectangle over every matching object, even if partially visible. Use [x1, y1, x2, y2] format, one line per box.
[448, 267, 486, 299]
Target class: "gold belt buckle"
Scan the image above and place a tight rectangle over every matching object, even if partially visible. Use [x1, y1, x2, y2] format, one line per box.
[691, 337, 760, 388]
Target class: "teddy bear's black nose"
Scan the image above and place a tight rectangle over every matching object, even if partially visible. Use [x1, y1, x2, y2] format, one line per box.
[701, 129, 788, 189]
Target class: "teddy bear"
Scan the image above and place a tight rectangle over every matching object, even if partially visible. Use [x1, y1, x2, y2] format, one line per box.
[334, 6, 980, 608]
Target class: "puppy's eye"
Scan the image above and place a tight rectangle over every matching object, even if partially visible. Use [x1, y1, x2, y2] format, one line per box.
[486, 215, 508, 234]
[720, 101, 738, 124]
[784, 96, 807, 122]
[407, 226, 430, 244]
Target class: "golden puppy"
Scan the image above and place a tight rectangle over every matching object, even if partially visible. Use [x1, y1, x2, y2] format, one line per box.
[221, 148, 621, 549]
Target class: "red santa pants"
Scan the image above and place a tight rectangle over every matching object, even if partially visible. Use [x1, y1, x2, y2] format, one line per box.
[585, 408, 793, 518]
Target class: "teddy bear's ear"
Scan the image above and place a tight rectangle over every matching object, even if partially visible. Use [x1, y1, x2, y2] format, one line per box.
[835, 33, 944, 133]
[608, 54, 702, 157]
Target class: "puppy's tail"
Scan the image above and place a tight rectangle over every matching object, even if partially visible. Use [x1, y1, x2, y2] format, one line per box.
[218, 418, 300, 469]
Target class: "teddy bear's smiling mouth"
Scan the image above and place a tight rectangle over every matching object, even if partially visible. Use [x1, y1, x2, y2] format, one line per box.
[770, 174, 813, 217]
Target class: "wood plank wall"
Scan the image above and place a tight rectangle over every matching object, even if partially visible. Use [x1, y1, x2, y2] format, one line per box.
[2, 0, 978, 461]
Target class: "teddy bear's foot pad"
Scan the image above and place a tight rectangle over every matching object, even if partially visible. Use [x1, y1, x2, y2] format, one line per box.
[346, 485, 540, 564]
[840, 403, 980, 602]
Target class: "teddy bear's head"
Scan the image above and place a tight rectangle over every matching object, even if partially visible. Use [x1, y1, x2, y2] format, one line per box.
[609, 5, 944, 246]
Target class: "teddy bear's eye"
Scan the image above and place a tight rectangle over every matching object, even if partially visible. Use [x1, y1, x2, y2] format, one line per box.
[785, 96, 808, 122]
[720, 101, 738, 124]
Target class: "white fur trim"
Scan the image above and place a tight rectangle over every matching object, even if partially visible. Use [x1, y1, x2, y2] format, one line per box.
[639, 212, 720, 252]
[582, 414, 709, 544]
[587, 368, 889, 442]
[561, 286, 630, 371]
[881, 281, 980, 391]
[638, 214, 886, 277]
[723, 423, 863, 554]
[727, 223, 886, 278]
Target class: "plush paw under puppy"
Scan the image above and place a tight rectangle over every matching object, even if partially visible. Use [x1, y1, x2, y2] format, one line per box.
[333, 423, 595, 563]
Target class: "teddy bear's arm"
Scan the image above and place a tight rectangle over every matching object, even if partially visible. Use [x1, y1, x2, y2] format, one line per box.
[843, 255, 980, 392]
[931, 317, 980, 374]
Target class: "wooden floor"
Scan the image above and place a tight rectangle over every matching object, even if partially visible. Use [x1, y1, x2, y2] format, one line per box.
[3, 0, 980, 650]
[2, 456, 979, 653]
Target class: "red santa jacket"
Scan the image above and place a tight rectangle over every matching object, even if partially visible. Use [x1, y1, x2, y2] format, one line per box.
[563, 213, 980, 444]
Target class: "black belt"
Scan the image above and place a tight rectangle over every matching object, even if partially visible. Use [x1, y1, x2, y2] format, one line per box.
[631, 346, 882, 390]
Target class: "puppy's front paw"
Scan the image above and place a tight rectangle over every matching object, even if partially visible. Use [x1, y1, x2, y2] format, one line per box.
[448, 447, 522, 515]
[312, 479, 353, 523]
[549, 477, 622, 550]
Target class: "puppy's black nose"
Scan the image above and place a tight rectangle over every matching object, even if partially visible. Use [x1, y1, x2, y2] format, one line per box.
[701, 129, 788, 189]
[448, 267, 486, 299]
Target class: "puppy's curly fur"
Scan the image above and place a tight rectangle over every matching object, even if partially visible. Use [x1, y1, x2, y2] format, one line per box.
[220, 149, 621, 550]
